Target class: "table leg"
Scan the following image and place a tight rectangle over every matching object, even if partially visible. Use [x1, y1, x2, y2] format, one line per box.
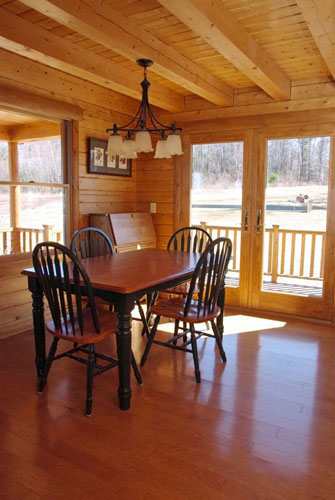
[28, 276, 46, 378]
[115, 301, 133, 410]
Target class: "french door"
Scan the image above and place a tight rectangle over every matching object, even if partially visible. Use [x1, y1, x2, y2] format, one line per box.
[183, 130, 254, 309]
[181, 126, 335, 320]
[249, 128, 335, 320]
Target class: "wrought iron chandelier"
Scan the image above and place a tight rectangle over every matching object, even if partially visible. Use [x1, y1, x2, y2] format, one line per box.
[106, 59, 183, 160]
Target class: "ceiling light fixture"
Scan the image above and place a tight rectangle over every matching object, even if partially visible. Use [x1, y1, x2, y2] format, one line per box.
[106, 59, 183, 160]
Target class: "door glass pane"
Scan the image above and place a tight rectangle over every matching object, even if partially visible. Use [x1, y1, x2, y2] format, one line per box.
[191, 142, 244, 287]
[263, 137, 330, 297]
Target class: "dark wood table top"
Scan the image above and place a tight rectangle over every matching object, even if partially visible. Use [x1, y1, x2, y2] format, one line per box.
[22, 248, 200, 294]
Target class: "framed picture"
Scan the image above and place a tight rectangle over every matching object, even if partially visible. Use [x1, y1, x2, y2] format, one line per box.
[88, 137, 132, 177]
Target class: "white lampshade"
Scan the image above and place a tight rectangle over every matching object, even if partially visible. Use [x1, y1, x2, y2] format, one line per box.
[107, 134, 124, 156]
[123, 138, 136, 154]
[122, 141, 138, 159]
[154, 138, 171, 159]
[166, 134, 183, 156]
[135, 131, 153, 152]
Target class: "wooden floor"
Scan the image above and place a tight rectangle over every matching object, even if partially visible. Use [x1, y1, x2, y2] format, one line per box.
[1, 310, 334, 500]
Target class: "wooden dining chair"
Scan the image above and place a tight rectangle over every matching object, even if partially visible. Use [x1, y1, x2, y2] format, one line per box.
[142, 226, 212, 340]
[33, 241, 142, 417]
[165, 226, 212, 296]
[140, 237, 232, 383]
[71, 227, 150, 336]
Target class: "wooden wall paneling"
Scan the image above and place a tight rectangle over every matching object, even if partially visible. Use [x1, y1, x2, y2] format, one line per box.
[136, 151, 175, 248]
[173, 153, 182, 232]
[0, 124, 10, 140]
[0, 254, 34, 339]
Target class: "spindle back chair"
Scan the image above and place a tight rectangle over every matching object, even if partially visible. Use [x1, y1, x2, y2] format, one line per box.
[167, 226, 212, 253]
[141, 237, 232, 383]
[71, 226, 114, 260]
[33, 241, 141, 416]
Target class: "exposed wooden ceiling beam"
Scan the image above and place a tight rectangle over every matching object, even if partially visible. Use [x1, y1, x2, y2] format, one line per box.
[157, 0, 291, 101]
[296, 0, 335, 80]
[10, 121, 61, 142]
[0, 7, 183, 113]
[0, 84, 83, 121]
[20, 0, 233, 106]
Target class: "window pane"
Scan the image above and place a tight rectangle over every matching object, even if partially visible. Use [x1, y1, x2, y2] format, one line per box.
[0, 142, 9, 181]
[0, 185, 66, 255]
[18, 139, 62, 183]
[191, 142, 244, 288]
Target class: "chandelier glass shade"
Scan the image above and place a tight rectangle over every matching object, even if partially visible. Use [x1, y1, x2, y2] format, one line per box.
[106, 59, 183, 160]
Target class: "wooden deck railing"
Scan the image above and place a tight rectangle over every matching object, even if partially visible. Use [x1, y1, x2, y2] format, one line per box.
[0, 225, 62, 255]
[198, 222, 325, 283]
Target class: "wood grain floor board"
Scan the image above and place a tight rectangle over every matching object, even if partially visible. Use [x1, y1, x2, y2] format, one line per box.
[0, 310, 334, 499]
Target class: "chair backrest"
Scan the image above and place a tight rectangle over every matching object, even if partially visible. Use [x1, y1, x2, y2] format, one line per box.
[184, 237, 232, 318]
[70, 227, 114, 260]
[33, 242, 100, 335]
[167, 226, 212, 253]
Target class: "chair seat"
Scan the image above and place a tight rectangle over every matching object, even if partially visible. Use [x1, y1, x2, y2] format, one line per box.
[46, 308, 118, 344]
[151, 298, 221, 324]
[164, 282, 198, 297]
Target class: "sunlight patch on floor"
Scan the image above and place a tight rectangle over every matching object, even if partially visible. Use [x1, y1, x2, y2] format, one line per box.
[219, 314, 286, 335]
[154, 314, 286, 336]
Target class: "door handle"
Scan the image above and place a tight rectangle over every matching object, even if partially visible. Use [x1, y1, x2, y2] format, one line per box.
[256, 209, 263, 233]
[243, 209, 249, 231]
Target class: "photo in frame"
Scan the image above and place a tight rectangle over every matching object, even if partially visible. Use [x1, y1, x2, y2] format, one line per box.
[88, 137, 132, 177]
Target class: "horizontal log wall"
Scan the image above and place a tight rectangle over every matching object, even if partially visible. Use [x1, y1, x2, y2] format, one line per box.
[136, 152, 175, 249]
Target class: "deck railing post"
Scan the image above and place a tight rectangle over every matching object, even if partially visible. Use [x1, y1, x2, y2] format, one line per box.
[43, 224, 54, 241]
[271, 225, 280, 283]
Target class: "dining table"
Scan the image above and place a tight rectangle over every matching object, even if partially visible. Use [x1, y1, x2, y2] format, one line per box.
[22, 247, 226, 410]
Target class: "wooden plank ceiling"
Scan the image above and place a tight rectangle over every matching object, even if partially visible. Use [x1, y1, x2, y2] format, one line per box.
[0, 0, 333, 112]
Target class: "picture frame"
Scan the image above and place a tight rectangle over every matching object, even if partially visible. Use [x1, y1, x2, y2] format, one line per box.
[88, 137, 132, 177]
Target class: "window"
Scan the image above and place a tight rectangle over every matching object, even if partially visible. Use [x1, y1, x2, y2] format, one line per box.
[0, 117, 69, 256]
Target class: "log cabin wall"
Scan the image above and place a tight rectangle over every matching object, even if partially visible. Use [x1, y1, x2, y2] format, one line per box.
[136, 153, 174, 249]
[0, 49, 139, 338]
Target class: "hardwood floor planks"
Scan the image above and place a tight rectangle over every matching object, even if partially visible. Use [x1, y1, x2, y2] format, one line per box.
[0, 310, 334, 499]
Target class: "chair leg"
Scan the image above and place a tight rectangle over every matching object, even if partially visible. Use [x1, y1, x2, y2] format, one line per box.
[85, 343, 95, 417]
[190, 324, 201, 383]
[172, 319, 179, 345]
[182, 321, 188, 343]
[211, 320, 227, 362]
[137, 300, 150, 338]
[131, 350, 143, 385]
[141, 292, 158, 336]
[38, 337, 59, 393]
[140, 315, 161, 366]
